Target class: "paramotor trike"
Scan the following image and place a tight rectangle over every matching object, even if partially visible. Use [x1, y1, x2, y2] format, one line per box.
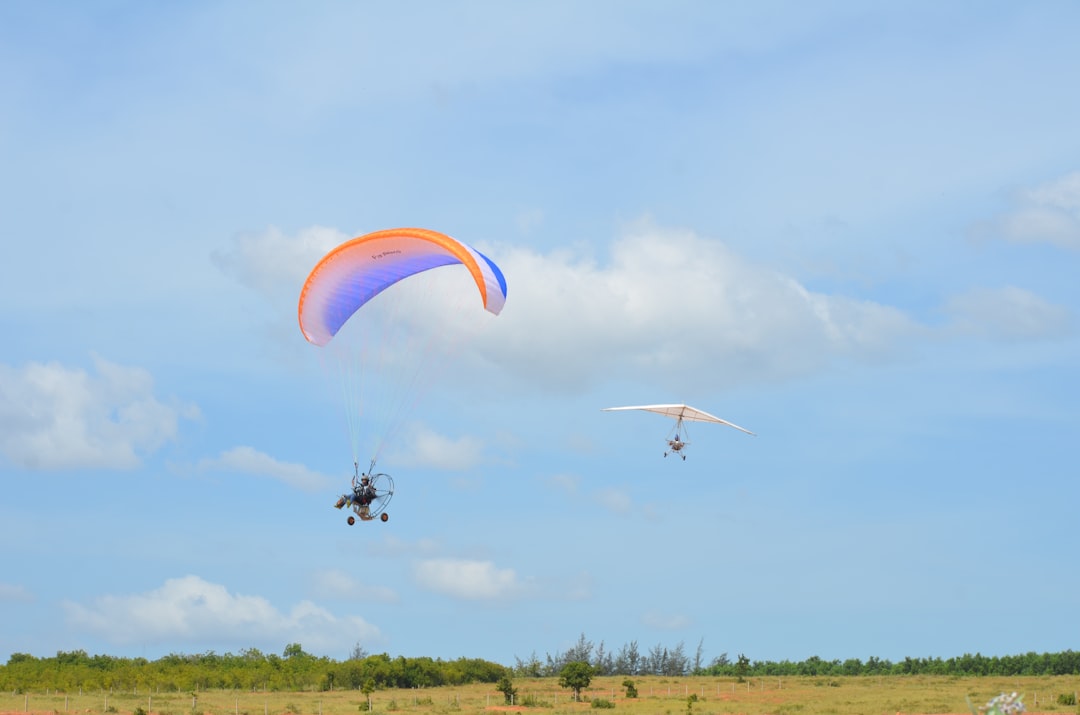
[336, 467, 394, 525]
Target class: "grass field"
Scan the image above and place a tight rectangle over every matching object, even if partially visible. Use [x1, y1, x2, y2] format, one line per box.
[7, 675, 1080, 715]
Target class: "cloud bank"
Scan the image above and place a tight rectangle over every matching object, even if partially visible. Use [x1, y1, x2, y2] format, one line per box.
[198, 446, 334, 492]
[0, 356, 198, 470]
[63, 575, 379, 653]
[412, 558, 523, 601]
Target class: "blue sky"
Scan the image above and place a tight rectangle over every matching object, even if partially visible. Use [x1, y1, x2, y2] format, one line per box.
[3, 1, 1079, 667]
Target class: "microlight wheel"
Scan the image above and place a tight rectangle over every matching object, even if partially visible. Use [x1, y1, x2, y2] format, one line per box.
[347, 516, 356, 525]
[380, 512, 389, 522]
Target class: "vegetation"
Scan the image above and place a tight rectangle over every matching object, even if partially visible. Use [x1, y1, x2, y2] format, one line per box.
[0, 645, 509, 693]
[513, 632, 1080, 679]
[4, 637, 1080, 698]
[5, 674, 1080, 715]
[495, 673, 517, 704]
[557, 661, 594, 701]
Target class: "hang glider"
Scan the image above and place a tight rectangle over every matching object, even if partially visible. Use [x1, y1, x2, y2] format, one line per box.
[602, 403, 755, 460]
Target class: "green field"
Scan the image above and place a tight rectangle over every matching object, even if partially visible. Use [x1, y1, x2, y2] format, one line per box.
[8, 675, 1080, 715]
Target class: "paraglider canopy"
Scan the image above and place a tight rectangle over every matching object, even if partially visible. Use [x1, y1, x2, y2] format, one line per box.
[298, 227, 507, 347]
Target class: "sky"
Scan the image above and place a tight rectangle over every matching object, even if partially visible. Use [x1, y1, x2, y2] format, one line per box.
[2, 1, 1079, 668]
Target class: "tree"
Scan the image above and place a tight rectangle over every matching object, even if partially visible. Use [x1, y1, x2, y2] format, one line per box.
[558, 661, 594, 701]
[495, 674, 517, 704]
[622, 679, 638, 698]
[692, 639, 705, 674]
[360, 677, 376, 711]
[734, 653, 750, 683]
[614, 641, 640, 676]
[349, 643, 369, 661]
[564, 633, 594, 665]
[513, 652, 543, 678]
[667, 641, 688, 676]
[709, 652, 730, 670]
[593, 641, 612, 676]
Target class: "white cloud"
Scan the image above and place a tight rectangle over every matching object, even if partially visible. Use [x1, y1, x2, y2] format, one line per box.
[391, 423, 485, 471]
[310, 569, 397, 603]
[480, 219, 920, 393]
[641, 610, 692, 630]
[212, 226, 348, 307]
[983, 171, 1080, 249]
[943, 286, 1072, 341]
[0, 356, 199, 470]
[377, 534, 442, 558]
[0, 582, 33, 602]
[198, 446, 333, 492]
[412, 558, 523, 601]
[63, 575, 380, 652]
[593, 487, 633, 514]
[546, 473, 580, 495]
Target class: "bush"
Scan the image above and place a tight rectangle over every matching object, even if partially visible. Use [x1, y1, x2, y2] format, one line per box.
[1057, 692, 1076, 706]
[522, 694, 552, 708]
[590, 698, 615, 709]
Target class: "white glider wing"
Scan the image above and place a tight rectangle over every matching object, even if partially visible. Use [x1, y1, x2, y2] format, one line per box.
[602, 403, 755, 436]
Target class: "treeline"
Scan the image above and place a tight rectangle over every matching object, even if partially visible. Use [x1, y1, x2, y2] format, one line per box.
[5, 637, 1080, 694]
[514, 634, 1080, 678]
[0, 644, 506, 693]
[723, 651, 1080, 678]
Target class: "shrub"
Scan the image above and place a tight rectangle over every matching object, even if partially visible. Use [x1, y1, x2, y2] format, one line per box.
[522, 694, 552, 708]
[1057, 692, 1076, 706]
[591, 698, 615, 709]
